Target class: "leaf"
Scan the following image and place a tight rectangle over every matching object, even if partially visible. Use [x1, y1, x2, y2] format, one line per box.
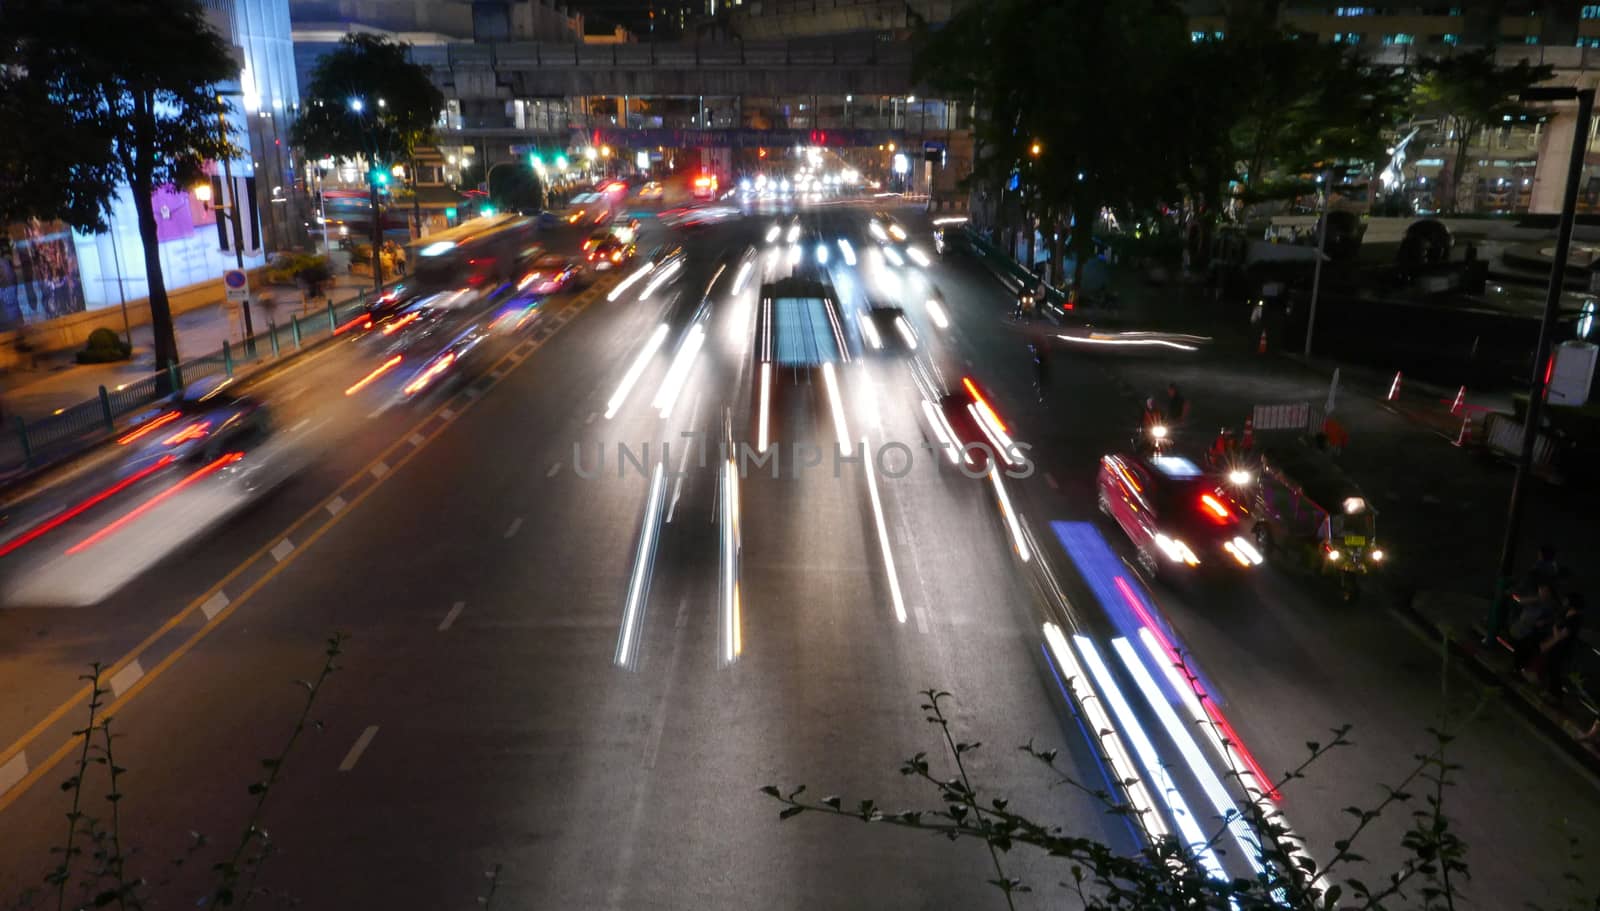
[758, 785, 781, 798]
[822, 796, 841, 811]
[777, 806, 805, 821]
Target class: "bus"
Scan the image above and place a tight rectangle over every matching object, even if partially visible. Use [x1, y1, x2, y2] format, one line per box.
[409, 215, 542, 293]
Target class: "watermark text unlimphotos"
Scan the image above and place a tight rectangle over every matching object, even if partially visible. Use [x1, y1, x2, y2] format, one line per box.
[569, 433, 1034, 481]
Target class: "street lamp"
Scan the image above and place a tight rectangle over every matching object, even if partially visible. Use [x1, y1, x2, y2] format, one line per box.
[1029, 141, 1042, 158]
[214, 90, 257, 351]
[1487, 86, 1595, 639]
[347, 96, 386, 291]
[348, 97, 363, 113]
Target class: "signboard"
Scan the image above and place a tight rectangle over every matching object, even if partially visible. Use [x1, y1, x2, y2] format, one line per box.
[223, 268, 249, 303]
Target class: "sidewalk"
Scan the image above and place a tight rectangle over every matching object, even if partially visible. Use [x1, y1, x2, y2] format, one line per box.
[1094, 266, 1600, 758]
[0, 275, 370, 425]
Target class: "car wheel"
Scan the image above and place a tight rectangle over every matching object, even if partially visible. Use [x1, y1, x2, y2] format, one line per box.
[1253, 524, 1273, 559]
[1137, 546, 1159, 580]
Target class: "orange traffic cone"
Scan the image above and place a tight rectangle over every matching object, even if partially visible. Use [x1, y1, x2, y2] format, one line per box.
[1450, 385, 1466, 415]
[1386, 370, 1403, 402]
[1452, 413, 1473, 448]
[1257, 330, 1268, 354]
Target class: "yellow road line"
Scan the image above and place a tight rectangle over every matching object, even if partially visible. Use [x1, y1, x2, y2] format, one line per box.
[0, 286, 607, 813]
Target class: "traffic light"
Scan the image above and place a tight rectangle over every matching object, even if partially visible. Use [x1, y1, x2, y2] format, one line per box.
[445, 206, 458, 220]
[529, 152, 543, 168]
[369, 168, 389, 187]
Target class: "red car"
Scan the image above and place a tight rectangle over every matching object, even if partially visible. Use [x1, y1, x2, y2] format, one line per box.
[1097, 451, 1263, 580]
[917, 377, 1024, 476]
[518, 254, 582, 295]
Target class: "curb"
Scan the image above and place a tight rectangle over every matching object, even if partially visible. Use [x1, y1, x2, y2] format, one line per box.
[1388, 586, 1600, 779]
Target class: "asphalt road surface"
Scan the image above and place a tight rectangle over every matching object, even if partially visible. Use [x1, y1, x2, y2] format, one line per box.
[0, 196, 1596, 909]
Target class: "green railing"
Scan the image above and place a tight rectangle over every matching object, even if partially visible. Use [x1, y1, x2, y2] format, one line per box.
[958, 225, 1071, 313]
[3, 291, 387, 479]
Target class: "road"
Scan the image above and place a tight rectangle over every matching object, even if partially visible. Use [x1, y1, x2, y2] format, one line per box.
[0, 197, 1596, 909]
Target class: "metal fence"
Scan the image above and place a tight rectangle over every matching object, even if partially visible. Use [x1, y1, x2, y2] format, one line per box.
[3, 292, 379, 479]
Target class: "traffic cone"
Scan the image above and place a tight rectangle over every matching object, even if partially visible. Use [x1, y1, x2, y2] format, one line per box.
[1386, 370, 1403, 402]
[1257, 330, 1268, 354]
[1450, 385, 1466, 415]
[1242, 415, 1255, 450]
[1451, 413, 1473, 448]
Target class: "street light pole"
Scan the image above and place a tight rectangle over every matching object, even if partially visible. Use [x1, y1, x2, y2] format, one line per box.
[1303, 168, 1331, 357]
[216, 92, 256, 351]
[1489, 87, 1594, 637]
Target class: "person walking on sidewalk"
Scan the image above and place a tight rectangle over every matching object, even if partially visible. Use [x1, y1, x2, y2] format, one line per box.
[1030, 341, 1051, 402]
[1527, 593, 1585, 697]
[1510, 581, 1562, 671]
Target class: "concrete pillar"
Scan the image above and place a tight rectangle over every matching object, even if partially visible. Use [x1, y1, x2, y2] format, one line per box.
[1531, 107, 1580, 214]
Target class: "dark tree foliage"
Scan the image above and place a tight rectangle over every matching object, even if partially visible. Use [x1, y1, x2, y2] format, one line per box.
[0, 0, 236, 368]
[292, 34, 444, 170]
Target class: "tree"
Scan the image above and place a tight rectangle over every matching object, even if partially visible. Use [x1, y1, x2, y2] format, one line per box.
[764, 690, 1599, 910]
[293, 35, 444, 287]
[487, 163, 546, 215]
[0, 0, 236, 369]
[1414, 50, 1553, 214]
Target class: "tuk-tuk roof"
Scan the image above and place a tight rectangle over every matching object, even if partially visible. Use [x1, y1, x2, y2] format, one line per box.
[1258, 441, 1371, 511]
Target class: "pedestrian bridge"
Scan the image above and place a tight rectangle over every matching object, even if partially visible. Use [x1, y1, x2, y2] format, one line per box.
[409, 34, 919, 99]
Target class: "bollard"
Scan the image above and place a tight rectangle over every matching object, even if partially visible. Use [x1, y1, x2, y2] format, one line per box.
[223, 339, 234, 377]
[98, 385, 113, 432]
[327, 300, 337, 333]
[14, 415, 33, 467]
[292, 314, 302, 348]
[1386, 370, 1403, 402]
[1256, 330, 1268, 355]
[1451, 413, 1474, 448]
[269, 320, 280, 357]
[167, 362, 182, 396]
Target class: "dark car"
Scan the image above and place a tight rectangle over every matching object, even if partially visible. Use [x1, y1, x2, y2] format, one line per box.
[122, 377, 271, 468]
[859, 302, 919, 356]
[1096, 451, 1263, 580]
[521, 254, 583, 295]
[588, 238, 636, 271]
[917, 376, 1021, 475]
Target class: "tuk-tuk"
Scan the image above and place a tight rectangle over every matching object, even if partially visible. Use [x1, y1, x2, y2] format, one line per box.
[1248, 441, 1385, 600]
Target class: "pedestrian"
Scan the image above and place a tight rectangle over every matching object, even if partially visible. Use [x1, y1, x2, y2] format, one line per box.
[1510, 581, 1562, 671]
[1322, 415, 1349, 455]
[1165, 382, 1190, 426]
[1523, 545, 1565, 594]
[1031, 341, 1051, 402]
[1527, 593, 1585, 696]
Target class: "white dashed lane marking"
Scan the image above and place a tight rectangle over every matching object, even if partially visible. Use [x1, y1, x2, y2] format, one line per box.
[370, 461, 390, 479]
[270, 539, 295, 563]
[200, 591, 230, 621]
[546, 462, 562, 478]
[438, 602, 465, 632]
[338, 726, 380, 772]
[408, 433, 426, 447]
[504, 517, 523, 539]
[325, 496, 346, 516]
[108, 660, 145, 699]
[1045, 472, 1059, 490]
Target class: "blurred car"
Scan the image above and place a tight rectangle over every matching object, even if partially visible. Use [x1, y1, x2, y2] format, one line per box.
[589, 237, 636, 271]
[583, 228, 613, 252]
[638, 182, 664, 200]
[1096, 451, 1263, 580]
[123, 377, 271, 467]
[535, 211, 562, 230]
[521, 253, 582, 294]
[858, 302, 919, 356]
[916, 377, 1021, 475]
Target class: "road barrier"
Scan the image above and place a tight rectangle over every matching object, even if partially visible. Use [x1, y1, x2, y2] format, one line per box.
[3, 287, 390, 481]
[1251, 401, 1321, 434]
[1483, 411, 1557, 470]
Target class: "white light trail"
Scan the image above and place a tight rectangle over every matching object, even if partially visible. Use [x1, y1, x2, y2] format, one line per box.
[765, 224, 781, 243]
[821, 362, 852, 457]
[920, 399, 958, 464]
[1041, 623, 1167, 841]
[1113, 637, 1266, 876]
[786, 222, 800, 243]
[988, 468, 1030, 562]
[859, 312, 883, 350]
[606, 262, 656, 301]
[861, 435, 908, 624]
[1074, 635, 1228, 883]
[615, 462, 667, 668]
[605, 323, 670, 419]
[893, 315, 918, 350]
[639, 259, 683, 301]
[925, 297, 949, 329]
[969, 403, 1016, 468]
[652, 324, 707, 419]
[816, 243, 829, 265]
[758, 362, 772, 453]
[882, 246, 905, 267]
[786, 243, 801, 267]
[732, 260, 754, 295]
[720, 459, 742, 663]
[837, 238, 857, 266]
[869, 220, 888, 241]
[906, 245, 930, 267]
